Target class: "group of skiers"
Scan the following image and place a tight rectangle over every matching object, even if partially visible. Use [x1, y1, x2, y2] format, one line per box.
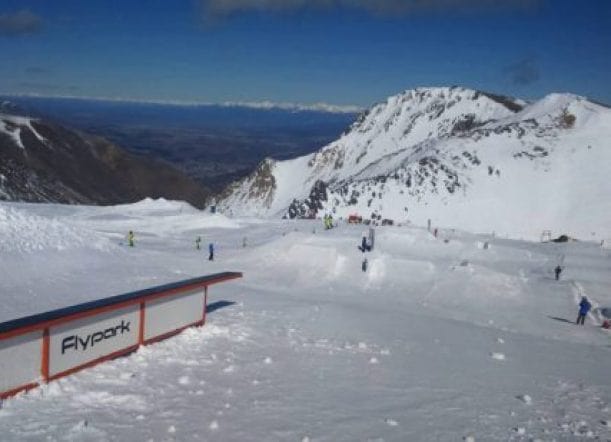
[125, 231, 214, 260]
[127, 224, 601, 328]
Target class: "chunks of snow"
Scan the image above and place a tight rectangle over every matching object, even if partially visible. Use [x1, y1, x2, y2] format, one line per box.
[178, 376, 190, 385]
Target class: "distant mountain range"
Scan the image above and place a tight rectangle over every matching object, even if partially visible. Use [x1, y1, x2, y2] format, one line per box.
[219, 86, 611, 239]
[0, 104, 210, 207]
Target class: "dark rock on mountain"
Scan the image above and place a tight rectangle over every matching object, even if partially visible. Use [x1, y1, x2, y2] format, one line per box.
[0, 112, 210, 207]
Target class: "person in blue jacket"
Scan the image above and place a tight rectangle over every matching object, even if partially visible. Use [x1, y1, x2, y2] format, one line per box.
[576, 296, 591, 325]
[208, 242, 214, 261]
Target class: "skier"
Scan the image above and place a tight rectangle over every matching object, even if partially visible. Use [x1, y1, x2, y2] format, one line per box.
[324, 214, 332, 230]
[368, 227, 375, 251]
[576, 296, 591, 325]
[360, 231, 368, 252]
[434, 228, 438, 238]
[554, 265, 562, 281]
[362, 257, 368, 272]
[195, 236, 201, 250]
[208, 243, 214, 261]
[127, 230, 135, 247]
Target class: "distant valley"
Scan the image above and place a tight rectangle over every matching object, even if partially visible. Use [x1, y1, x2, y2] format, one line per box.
[2, 96, 357, 192]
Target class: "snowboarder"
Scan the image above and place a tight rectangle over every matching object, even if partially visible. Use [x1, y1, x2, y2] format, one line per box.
[576, 296, 591, 325]
[434, 228, 438, 238]
[208, 243, 214, 261]
[554, 265, 562, 281]
[362, 257, 368, 272]
[195, 236, 201, 250]
[127, 230, 135, 247]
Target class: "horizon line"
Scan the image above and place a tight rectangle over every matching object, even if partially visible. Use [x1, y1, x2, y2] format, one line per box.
[0, 92, 364, 114]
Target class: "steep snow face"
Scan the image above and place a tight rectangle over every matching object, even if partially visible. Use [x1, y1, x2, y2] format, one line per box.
[0, 114, 46, 149]
[219, 87, 611, 240]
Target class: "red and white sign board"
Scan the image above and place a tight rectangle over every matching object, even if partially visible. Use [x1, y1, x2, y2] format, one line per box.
[144, 289, 204, 342]
[0, 272, 242, 400]
[0, 331, 42, 394]
[49, 305, 140, 378]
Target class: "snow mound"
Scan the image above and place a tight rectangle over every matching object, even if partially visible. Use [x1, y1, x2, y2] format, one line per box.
[0, 204, 111, 254]
[238, 233, 349, 286]
[111, 198, 199, 216]
[281, 242, 346, 284]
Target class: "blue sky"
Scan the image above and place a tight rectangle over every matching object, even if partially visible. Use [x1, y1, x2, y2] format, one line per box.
[0, 0, 610, 107]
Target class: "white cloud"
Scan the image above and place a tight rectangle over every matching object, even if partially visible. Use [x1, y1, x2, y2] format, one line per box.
[1, 92, 362, 114]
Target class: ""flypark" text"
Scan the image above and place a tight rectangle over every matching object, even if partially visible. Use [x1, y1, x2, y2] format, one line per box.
[61, 320, 131, 354]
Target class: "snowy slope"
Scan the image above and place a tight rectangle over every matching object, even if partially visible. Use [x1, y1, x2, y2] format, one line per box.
[0, 113, 47, 149]
[219, 87, 611, 240]
[1, 199, 611, 440]
[0, 108, 211, 207]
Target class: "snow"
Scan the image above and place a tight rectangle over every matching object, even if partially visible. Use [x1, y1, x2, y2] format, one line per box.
[0, 113, 46, 149]
[220, 87, 611, 242]
[1, 198, 611, 441]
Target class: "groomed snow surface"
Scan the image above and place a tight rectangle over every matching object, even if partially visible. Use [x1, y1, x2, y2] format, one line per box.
[1, 199, 611, 441]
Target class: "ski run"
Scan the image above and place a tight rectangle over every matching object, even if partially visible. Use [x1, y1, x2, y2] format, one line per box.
[1, 198, 610, 441]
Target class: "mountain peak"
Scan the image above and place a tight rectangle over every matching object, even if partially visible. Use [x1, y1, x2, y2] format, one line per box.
[219, 86, 611, 239]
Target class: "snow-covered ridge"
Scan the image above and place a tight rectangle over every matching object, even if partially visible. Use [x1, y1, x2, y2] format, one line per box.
[0, 113, 46, 149]
[219, 86, 611, 240]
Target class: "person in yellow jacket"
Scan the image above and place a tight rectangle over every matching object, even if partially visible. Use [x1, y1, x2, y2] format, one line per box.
[127, 230, 135, 247]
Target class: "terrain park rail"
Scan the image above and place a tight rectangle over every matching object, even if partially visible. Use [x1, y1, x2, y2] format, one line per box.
[0, 271, 242, 399]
